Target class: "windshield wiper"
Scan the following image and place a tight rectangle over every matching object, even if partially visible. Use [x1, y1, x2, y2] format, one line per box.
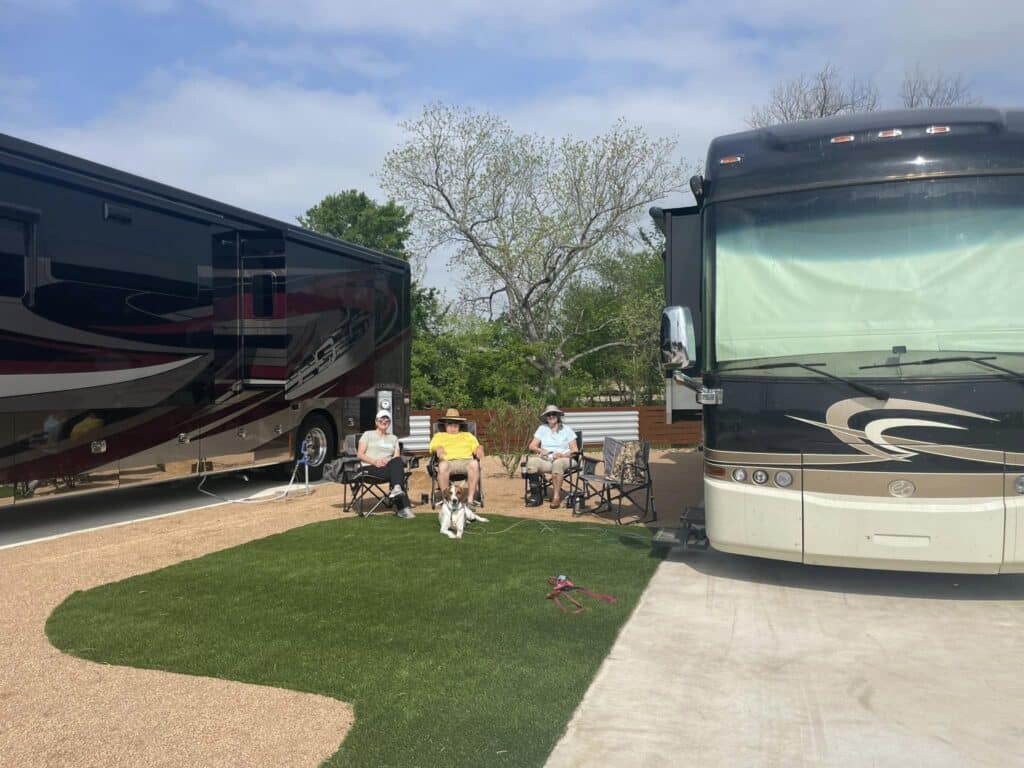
[725, 361, 889, 401]
[860, 355, 1024, 381]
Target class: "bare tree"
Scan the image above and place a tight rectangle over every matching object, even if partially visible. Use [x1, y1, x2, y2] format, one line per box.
[900, 65, 980, 108]
[380, 103, 688, 383]
[747, 63, 880, 128]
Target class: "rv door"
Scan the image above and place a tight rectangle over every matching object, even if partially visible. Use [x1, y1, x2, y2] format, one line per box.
[239, 232, 286, 387]
[211, 229, 286, 396]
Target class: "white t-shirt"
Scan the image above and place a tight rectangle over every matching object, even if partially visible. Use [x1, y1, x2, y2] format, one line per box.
[361, 430, 398, 463]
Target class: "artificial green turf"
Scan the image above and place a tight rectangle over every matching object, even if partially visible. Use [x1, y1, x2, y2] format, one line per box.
[47, 514, 662, 767]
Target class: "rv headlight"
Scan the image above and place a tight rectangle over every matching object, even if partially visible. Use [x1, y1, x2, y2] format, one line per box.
[774, 471, 793, 488]
[1015, 475, 1024, 495]
[752, 469, 769, 485]
[731, 468, 747, 483]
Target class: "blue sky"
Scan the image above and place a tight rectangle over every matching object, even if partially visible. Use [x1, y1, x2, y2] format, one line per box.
[2, 0, 1021, 283]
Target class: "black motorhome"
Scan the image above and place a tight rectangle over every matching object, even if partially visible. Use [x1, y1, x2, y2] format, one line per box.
[0, 133, 410, 505]
[656, 108, 1024, 573]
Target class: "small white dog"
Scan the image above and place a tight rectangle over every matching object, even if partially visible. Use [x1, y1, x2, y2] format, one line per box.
[438, 484, 488, 539]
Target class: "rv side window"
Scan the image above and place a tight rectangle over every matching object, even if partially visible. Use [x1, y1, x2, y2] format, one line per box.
[252, 273, 274, 317]
[0, 218, 26, 297]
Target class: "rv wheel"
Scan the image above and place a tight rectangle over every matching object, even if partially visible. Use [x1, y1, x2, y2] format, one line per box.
[295, 414, 335, 481]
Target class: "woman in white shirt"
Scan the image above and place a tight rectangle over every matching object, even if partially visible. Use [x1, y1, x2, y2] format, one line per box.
[525, 404, 578, 508]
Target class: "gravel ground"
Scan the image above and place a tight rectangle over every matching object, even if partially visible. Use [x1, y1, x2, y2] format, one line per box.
[0, 453, 673, 767]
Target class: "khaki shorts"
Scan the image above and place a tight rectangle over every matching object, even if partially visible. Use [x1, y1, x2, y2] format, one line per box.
[440, 458, 476, 474]
[526, 455, 571, 474]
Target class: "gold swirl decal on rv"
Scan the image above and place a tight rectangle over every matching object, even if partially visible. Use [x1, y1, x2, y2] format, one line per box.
[789, 397, 1004, 465]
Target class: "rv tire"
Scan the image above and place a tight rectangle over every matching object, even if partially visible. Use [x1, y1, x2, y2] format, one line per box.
[294, 414, 335, 482]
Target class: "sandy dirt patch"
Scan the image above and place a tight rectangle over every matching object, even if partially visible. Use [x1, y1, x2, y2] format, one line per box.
[0, 451, 694, 767]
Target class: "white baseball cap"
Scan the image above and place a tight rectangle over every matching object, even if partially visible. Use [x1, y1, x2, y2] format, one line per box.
[375, 410, 392, 421]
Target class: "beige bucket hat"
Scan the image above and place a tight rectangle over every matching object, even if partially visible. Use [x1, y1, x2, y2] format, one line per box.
[539, 404, 564, 420]
[441, 408, 466, 422]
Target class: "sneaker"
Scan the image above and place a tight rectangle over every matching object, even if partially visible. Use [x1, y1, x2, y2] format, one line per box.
[396, 508, 414, 519]
[389, 485, 404, 499]
[470, 498, 484, 508]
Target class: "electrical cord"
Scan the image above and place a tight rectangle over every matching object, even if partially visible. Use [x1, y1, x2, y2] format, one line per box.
[195, 439, 316, 504]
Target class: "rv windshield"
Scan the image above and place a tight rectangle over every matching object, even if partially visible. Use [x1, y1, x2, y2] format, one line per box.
[713, 176, 1024, 376]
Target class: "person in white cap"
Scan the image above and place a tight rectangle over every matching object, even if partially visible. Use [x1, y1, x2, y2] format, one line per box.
[526, 404, 577, 508]
[357, 410, 413, 518]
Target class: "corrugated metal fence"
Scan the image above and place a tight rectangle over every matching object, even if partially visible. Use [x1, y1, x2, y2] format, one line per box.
[404, 407, 701, 451]
[404, 409, 645, 452]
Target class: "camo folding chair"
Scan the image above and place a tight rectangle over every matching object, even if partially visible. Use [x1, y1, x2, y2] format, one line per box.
[579, 437, 656, 525]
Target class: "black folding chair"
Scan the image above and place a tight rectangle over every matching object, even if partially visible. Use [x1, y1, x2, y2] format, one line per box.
[329, 434, 418, 516]
[519, 428, 584, 508]
[579, 437, 656, 524]
[426, 420, 485, 507]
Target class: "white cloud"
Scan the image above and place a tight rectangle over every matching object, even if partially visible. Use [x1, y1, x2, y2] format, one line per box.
[14, 76, 409, 222]
[201, 0, 609, 38]
[225, 41, 405, 79]
[504, 86, 740, 201]
[196, 1, 1022, 110]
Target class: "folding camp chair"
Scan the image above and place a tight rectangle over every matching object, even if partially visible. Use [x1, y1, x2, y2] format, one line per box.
[579, 437, 656, 524]
[519, 428, 584, 508]
[331, 434, 418, 516]
[426, 420, 485, 507]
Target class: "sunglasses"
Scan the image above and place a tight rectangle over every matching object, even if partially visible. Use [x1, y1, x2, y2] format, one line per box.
[376, 417, 391, 422]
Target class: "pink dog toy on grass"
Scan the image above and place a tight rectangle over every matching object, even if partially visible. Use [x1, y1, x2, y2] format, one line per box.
[545, 574, 617, 614]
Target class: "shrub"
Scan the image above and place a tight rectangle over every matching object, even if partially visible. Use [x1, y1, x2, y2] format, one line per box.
[487, 402, 542, 477]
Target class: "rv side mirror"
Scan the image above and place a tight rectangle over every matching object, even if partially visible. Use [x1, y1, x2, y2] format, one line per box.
[660, 306, 696, 372]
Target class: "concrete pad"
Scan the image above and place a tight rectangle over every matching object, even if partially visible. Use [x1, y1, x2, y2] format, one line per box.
[547, 548, 1024, 768]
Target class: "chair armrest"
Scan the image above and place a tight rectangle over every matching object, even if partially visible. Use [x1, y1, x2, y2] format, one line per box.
[581, 454, 602, 473]
[402, 454, 421, 470]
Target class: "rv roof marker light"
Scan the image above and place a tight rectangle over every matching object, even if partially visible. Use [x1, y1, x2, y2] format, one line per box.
[719, 155, 743, 165]
[830, 134, 856, 144]
[877, 129, 903, 139]
[926, 125, 951, 135]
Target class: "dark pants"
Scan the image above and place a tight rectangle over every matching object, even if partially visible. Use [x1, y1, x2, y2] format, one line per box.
[363, 457, 406, 488]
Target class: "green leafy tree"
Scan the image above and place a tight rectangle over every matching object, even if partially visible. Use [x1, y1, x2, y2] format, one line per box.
[380, 103, 689, 386]
[409, 283, 470, 408]
[298, 190, 412, 260]
[567, 235, 665, 405]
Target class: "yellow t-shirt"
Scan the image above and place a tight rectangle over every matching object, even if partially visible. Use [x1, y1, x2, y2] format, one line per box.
[428, 430, 479, 460]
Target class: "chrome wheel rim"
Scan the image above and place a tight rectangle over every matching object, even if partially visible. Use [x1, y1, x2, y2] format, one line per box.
[304, 427, 328, 467]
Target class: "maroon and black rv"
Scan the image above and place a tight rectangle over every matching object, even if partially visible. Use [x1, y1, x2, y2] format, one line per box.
[0, 132, 410, 505]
